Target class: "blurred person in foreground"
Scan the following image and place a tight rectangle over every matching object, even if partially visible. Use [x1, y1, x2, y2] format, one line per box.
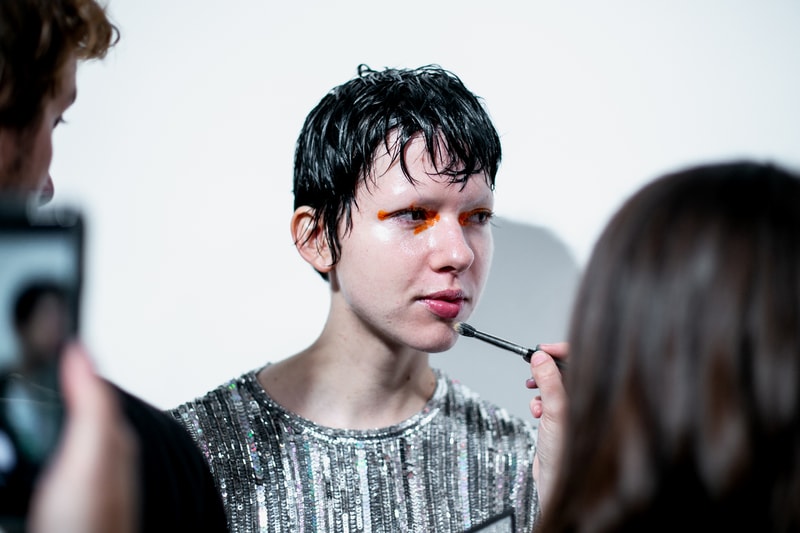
[0, 0, 227, 530]
[535, 160, 800, 533]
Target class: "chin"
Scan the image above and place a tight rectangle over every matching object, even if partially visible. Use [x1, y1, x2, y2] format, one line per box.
[390, 317, 460, 353]
[411, 329, 458, 354]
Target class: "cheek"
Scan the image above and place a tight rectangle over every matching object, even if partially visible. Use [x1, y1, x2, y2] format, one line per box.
[472, 232, 494, 281]
[34, 127, 54, 170]
[366, 223, 425, 261]
[23, 122, 54, 190]
[369, 223, 394, 244]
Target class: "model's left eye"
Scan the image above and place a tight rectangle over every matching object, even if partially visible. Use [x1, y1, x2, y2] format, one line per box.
[378, 207, 435, 223]
[53, 116, 67, 129]
[459, 209, 495, 226]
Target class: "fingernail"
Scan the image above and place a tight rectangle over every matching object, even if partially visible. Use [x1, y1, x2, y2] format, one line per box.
[531, 351, 548, 365]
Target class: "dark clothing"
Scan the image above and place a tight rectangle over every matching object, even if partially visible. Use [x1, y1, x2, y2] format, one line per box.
[0, 370, 59, 525]
[0, 376, 228, 532]
[114, 384, 229, 532]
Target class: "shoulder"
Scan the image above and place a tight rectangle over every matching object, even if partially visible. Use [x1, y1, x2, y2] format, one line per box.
[169, 370, 259, 413]
[168, 369, 264, 439]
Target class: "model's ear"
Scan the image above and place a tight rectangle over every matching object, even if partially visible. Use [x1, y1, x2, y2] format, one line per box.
[291, 206, 333, 274]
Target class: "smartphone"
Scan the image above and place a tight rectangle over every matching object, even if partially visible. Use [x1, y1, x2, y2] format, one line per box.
[0, 199, 83, 529]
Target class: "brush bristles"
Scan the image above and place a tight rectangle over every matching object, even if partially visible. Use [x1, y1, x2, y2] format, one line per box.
[453, 322, 477, 337]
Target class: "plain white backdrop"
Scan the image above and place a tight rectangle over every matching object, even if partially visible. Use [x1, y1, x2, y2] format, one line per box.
[47, 0, 800, 415]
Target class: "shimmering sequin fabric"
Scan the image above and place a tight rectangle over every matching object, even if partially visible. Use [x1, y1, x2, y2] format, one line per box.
[169, 369, 539, 533]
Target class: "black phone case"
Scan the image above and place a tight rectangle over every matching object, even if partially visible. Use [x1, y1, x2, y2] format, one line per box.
[0, 199, 84, 529]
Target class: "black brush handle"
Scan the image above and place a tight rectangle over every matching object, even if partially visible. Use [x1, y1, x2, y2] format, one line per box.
[457, 322, 567, 372]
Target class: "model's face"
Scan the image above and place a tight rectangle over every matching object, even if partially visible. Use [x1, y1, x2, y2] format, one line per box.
[0, 55, 77, 205]
[331, 135, 495, 353]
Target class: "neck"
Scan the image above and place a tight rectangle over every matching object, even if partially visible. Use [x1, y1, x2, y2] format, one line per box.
[258, 320, 437, 430]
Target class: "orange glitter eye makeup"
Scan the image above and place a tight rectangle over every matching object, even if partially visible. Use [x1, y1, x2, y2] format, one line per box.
[458, 209, 494, 226]
[377, 206, 441, 234]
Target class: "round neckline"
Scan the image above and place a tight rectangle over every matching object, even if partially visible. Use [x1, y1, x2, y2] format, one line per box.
[243, 367, 448, 440]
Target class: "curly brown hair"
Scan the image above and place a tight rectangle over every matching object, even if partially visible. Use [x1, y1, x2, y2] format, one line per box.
[0, 0, 119, 130]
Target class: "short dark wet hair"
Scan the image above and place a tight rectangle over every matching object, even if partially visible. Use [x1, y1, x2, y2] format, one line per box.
[292, 64, 502, 279]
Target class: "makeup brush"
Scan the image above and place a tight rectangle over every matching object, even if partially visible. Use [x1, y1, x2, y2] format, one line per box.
[453, 321, 567, 372]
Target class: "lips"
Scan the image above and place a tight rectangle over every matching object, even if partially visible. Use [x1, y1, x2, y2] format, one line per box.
[420, 289, 466, 319]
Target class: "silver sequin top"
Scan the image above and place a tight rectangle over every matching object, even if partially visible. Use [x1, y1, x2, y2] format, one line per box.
[170, 368, 539, 533]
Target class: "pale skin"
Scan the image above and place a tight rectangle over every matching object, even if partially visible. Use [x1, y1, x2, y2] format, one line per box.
[259, 134, 494, 430]
[258, 133, 567, 505]
[528, 342, 568, 510]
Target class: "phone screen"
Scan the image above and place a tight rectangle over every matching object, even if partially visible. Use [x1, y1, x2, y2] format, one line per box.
[0, 201, 83, 527]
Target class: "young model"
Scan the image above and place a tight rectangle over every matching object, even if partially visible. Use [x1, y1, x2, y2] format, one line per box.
[172, 64, 566, 532]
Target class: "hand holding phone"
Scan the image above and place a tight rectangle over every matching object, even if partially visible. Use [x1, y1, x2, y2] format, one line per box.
[27, 343, 140, 533]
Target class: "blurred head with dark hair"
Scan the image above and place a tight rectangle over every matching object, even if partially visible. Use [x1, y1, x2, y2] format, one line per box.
[538, 160, 800, 532]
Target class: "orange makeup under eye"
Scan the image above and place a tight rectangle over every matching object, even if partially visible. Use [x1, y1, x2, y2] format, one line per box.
[413, 214, 439, 234]
[377, 206, 440, 234]
[377, 205, 489, 235]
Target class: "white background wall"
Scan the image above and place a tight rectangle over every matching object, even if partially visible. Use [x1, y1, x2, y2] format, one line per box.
[49, 0, 800, 417]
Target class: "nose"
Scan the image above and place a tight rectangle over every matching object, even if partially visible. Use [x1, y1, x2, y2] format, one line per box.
[428, 218, 475, 273]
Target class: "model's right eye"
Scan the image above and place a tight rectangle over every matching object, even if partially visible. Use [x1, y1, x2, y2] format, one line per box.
[394, 207, 430, 222]
[377, 206, 440, 234]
